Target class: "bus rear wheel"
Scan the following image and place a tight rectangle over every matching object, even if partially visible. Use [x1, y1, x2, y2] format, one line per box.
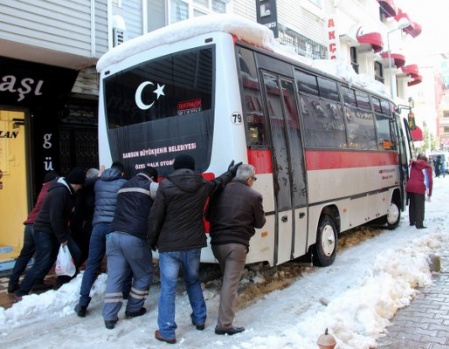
[386, 201, 401, 230]
[313, 215, 338, 267]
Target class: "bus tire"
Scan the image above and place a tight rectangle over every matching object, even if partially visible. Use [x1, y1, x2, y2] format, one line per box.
[313, 215, 338, 267]
[386, 201, 401, 230]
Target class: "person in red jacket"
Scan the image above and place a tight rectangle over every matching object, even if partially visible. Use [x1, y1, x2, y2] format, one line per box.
[406, 155, 433, 229]
[7, 170, 59, 293]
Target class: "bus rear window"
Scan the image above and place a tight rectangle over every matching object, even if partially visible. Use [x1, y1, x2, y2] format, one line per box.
[104, 47, 213, 128]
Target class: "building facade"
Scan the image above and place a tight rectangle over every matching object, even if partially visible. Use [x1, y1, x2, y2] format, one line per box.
[0, 0, 421, 267]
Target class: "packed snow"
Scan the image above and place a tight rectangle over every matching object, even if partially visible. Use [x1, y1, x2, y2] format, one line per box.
[0, 175, 448, 348]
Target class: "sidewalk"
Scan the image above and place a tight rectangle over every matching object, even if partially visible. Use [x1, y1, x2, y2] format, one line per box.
[376, 253, 449, 349]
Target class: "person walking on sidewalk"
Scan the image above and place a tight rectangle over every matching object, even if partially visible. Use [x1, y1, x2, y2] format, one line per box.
[102, 167, 158, 330]
[206, 164, 266, 336]
[74, 162, 127, 317]
[406, 154, 433, 229]
[14, 167, 85, 300]
[147, 154, 241, 344]
[7, 170, 59, 294]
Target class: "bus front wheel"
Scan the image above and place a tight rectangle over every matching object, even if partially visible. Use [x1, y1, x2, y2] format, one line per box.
[313, 215, 338, 267]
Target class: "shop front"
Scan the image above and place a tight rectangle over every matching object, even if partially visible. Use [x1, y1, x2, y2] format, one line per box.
[0, 56, 78, 270]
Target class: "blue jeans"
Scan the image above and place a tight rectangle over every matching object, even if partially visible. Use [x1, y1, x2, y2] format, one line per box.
[17, 231, 59, 296]
[9, 224, 36, 287]
[78, 223, 109, 307]
[157, 249, 206, 338]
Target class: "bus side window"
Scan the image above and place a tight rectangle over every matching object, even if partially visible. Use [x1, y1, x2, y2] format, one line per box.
[302, 95, 346, 148]
[238, 47, 268, 147]
[375, 112, 396, 151]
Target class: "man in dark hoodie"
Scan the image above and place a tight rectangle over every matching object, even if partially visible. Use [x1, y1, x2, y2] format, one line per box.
[14, 167, 85, 300]
[147, 154, 241, 344]
[74, 162, 127, 317]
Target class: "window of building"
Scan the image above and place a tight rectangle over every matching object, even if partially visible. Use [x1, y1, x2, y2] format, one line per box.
[444, 126, 449, 134]
[350, 47, 359, 74]
[374, 61, 384, 83]
[443, 110, 449, 118]
[170, 0, 227, 23]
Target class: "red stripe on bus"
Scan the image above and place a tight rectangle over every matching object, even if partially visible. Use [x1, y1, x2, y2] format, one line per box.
[247, 149, 399, 174]
[305, 150, 399, 170]
[248, 149, 273, 174]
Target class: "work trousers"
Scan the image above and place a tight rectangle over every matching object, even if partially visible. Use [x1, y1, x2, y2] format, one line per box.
[212, 243, 247, 331]
[102, 232, 152, 321]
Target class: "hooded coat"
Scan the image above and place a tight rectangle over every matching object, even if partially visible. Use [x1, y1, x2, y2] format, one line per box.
[147, 168, 234, 252]
[33, 178, 77, 243]
[406, 159, 433, 196]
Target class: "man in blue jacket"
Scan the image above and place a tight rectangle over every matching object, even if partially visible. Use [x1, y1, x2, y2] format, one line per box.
[74, 162, 127, 317]
[102, 167, 158, 329]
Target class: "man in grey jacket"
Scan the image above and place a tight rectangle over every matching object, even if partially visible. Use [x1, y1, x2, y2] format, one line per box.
[206, 164, 266, 336]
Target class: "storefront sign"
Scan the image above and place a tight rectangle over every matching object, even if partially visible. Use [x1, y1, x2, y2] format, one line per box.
[0, 56, 78, 107]
[327, 16, 341, 60]
[256, 0, 279, 38]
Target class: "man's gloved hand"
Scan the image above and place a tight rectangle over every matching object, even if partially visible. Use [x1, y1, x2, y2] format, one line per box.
[228, 160, 242, 177]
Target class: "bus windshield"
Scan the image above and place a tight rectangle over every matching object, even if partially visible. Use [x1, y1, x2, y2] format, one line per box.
[103, 46, 215, 177]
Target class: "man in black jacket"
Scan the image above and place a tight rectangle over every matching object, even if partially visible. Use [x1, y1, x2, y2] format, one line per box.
[206, 164, 266, 336]
[147, 154, 241, 344]
[15, 167, 85, 300]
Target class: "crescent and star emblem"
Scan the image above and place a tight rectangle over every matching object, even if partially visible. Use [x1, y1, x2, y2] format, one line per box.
[135, 81, 165, 110]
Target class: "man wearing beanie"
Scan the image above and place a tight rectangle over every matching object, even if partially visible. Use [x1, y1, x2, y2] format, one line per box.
[148, 154, 241, 343]
[7, 170, 59, 294]
[14, 167, 85, 300]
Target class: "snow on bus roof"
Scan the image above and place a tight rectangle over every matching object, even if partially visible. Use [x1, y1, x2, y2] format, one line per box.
[97, 13, 388, 97]
[96, 14, 277, 72]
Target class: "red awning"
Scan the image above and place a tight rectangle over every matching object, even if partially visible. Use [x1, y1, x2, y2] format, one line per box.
[378, 0, 397, 18]
[356, 27, 384, 53]
[410, 126, 424, 141]
[402, 64, 423, 86]
[394, 9, 422, 38]
[381, 52, 406, 68]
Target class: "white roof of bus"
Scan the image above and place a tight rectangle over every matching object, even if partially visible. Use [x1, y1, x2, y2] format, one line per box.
[97, 14, 388, 97]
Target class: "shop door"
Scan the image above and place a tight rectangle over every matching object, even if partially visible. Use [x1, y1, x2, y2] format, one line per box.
[0, 110, 27, 260]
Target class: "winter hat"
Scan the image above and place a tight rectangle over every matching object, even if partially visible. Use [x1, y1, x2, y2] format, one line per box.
[43, 170, 59, 183]
[173, 154, 195, 171]
[65, 167, 86, 185]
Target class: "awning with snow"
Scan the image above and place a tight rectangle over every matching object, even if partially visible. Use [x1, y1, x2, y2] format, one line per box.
[395, 9, 422, 38]
[381, 51, 406, 69]
[377, 0, 397, 18]
[410, 126, 424, 141]
[402, 64, 423, 86]
[356, 27, 384, 53]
